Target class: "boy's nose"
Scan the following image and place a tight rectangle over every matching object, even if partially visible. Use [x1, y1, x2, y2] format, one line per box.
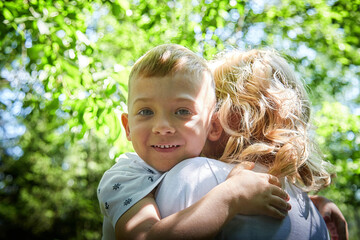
[152, 118, 175, 135]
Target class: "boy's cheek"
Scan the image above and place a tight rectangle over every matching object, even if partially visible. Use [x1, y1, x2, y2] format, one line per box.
[184, 116, 203, 129]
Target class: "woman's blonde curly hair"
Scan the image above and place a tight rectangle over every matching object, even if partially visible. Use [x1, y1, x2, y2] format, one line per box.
[211, 49, 332, 192]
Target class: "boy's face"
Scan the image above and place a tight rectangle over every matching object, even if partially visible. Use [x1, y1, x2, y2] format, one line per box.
[122, 71, 215, 172]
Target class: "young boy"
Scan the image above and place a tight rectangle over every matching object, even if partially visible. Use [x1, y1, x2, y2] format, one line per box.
[97, 44, 290, 239]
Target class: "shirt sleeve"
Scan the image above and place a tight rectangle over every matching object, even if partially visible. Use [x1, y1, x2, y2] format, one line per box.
[97, 152, 166, 228]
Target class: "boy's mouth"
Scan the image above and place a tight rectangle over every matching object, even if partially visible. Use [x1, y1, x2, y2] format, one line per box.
[151, 144, 180, 149]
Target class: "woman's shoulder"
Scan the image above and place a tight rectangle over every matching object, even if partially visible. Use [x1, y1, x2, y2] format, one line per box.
[165, 157, 233, 184]
[170, 157, 232, 172]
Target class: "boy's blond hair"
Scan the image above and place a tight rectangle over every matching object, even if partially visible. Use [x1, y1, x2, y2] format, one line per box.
[128, 44, 214, 102]
[212, 49, 332, 191]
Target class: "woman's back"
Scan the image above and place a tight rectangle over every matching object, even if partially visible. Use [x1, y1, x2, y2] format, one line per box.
[218, 180, 329, 239]
[156, 158, 329, 240]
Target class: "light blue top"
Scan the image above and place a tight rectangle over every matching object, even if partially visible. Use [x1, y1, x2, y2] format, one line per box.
[155, 158, 329, 240]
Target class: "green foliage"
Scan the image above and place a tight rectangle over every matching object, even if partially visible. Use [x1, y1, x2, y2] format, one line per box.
[0, 0, 359, 239]
[315, 102, 360, 238]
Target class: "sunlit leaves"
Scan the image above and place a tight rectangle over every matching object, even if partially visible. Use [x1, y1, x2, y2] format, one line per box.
[314, 102, 360, 236]
[1, 0, 360, 238]
[315, 102, 360, 137]
[2, 8, 14, 21]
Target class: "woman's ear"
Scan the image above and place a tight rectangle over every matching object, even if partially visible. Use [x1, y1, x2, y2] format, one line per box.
[121, 113, 131, 141]
[208, 112, 223, 141]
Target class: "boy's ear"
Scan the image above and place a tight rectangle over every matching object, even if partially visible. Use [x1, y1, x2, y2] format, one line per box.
[121, 113, 131, 141]
[208, 112, 223, 141]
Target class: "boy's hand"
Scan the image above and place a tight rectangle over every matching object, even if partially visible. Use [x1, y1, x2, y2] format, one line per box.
[225, 162, 291, 219]
[310, 195, 349, 240]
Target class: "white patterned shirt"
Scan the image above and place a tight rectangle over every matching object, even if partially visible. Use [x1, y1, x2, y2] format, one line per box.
[97, 152, 166, 240]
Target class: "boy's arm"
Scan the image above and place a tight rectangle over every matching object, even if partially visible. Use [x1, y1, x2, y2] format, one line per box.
[310, 195, 349, 240]
[115, 193, 162, 240]
[116, 166, 290, 240]
[116, 189, 231, 240]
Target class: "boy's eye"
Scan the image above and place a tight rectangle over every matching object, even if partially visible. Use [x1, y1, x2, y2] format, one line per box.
[175, 109, 192, 116]
[138, 109, 153, 116]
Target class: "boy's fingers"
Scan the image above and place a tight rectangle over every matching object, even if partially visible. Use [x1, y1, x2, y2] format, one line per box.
[265, 206, 287, 220]
[272, 186, 290, 201]
[270, 195, 291, 213]
[235, 161, 255, 170]
[228, 162, 255, 178]
[267, 174, 281, 187]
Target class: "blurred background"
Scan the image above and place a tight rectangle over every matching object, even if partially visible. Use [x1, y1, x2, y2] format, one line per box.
[0, 0, 359, 239]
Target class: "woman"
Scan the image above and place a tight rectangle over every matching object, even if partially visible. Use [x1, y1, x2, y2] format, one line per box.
[155, 49, 348, 239]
